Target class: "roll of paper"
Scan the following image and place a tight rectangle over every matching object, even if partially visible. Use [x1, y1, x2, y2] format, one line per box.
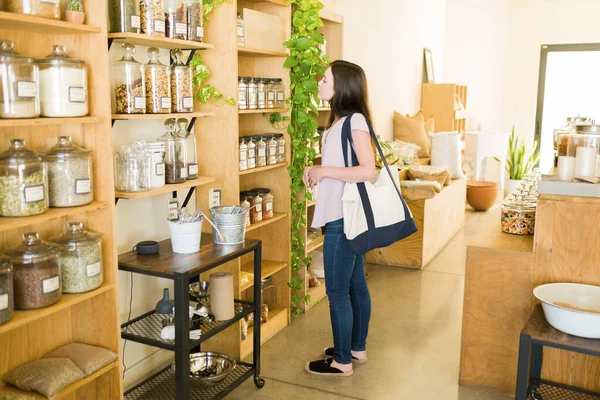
[557, 156, 576, 181]
[576, 147, 597, 177]
[209, 272, 234, 321]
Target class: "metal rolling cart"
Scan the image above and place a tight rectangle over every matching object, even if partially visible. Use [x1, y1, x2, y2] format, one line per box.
[118, 234, 264, 400]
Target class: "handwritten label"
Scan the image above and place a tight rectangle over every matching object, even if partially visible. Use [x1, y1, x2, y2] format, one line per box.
[154, 20, 166, 33]
[156, 163, 165, 176]
[180, 168, 188, 178]
[131, 16, 141, 28]
[17, 81, 36, 98]
[75, 179, 91, 194]
[161, 97, 171, 109]
[197, 27, 204, 37]
[183, 97, 193, 109]
[42, 276, 60, 294]
[24, 185, 44, 203]
[188, 164, 198, 176]
[69, 87, 86, 103]
[176, 23, 187, 35]
[0, 294, 7, 311]
[86, 262, 102, 278]
[134, 97, 145, 110]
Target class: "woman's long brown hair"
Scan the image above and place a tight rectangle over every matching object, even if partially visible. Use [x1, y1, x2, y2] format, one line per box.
[328, 60, 373, 129]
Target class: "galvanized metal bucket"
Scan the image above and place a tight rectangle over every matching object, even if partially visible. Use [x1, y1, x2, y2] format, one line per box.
[209, 206, 248, 245]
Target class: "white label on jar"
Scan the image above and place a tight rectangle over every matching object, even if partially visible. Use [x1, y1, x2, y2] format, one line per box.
[240, 160, 247, 170]
[69, 87, 86, 103]
[181, 168, 188, 178]
[161, 97, 171, 109]
[258, 92, 266, 102]
[40, 0, 59, 4]
[197, 27, 204, 37]
[134, 97, 145, 109]
[277, 91, 285, 101]
[188, 164, 198, 176]
[237, 27, 244, 37]
[258, 148, 266, 158]
[279, 144, 285, 154]
[155, 20, 166, 33]
[183, 97, 194, 109]
[255, 203, 262, 213]
[0, 294, 7, 311]
[176, 23, 187, 35]
[238, 90, 246, 103]
[156, 163, 165, 176]
[24, 185, 44, 203]
[17, 81, 36, 98]
[268, 92, 275, 101]
[240, 151, 247, 161]
[248, 158, 256, 169]
[75, 179, 92, 194]
[42, 276, 60, 294]
[86, 262, 102, 278]
[131, 15, 141, 28]
[266, 201, 273, 212]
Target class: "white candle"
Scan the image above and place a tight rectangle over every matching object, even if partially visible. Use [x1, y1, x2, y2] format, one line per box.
[575, 147, 597, 177]
[557, 156, 576, 181]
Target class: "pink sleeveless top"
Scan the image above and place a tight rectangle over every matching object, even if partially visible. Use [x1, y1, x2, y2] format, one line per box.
[311, 114, 369, 228]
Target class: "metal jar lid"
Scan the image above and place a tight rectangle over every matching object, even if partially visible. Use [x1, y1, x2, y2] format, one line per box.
[502, 195, 536, 212]
[575, 124, 600, 134]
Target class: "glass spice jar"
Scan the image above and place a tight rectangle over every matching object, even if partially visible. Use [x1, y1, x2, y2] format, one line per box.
[274, 78, 285, 108]
[266, 79, 276, 109]
[146, 141, 166, 188]
[274, 133, 286, 163]
[252, 188, 273, 219]
[567, 124, 600, 157]
[5, 233, 60, 310]
[264, 135, 277, 165]
[257, 78, 267, 109]
[0, 139, 48, 217]
[114, 142, 152, 193]
[158, 119, 187, 183]
[245, 191, 262, 223]
[109, 0, 141, 33]
[170, 49, 193, 113]
[186, 0, 204, 42]
[5, 0, 60, 19]
[144, 47, 171, 114]
[176, 118, 197, 179]
[246, 77, 257, 110]
[45, 136, 93, 208]
[0, 40, 40, 119]
[254, 136, 267, 167]
[165, 0, 187, 40]
[240, 193, 251, 227]
[238, 76, 248, 110]
[237, 12, 245, 47]
[112, 43, 146, 114]
[140, 0, 166, 36]
[239, 137, 248, 171]
[0, 257, 14, 325]
[246, 137, 256, 169]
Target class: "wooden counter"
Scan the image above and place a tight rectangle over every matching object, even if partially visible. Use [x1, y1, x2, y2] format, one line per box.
[459, 194, 600, 396]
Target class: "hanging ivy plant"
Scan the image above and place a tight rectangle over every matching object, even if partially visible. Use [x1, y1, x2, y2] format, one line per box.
[284, 0, 329, 315]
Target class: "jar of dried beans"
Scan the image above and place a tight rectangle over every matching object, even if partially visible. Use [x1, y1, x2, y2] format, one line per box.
[5, 232, 61, 310]
[144, 47, 171, 114]
[140, 0, 165, 36]
[186, 0, 204, 42]
[112, 43, 146, 114]
[165, 0, 187, 40]
[170, 49, 193, 113]
[0, 257, 14, 325]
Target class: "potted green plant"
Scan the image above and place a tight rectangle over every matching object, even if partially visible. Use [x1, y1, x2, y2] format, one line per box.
[501, 126, 540, 196]
[65, 0, 85, 24]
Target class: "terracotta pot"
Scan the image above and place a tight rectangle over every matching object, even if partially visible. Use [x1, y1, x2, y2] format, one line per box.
[65, 11, 85, 24]
[467, 180, 498, 211]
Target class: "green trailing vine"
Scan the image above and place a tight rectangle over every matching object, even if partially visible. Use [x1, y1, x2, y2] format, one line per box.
[284, 0, 329, 315]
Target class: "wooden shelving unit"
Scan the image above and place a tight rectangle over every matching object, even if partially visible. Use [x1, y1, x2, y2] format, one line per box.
[240, 260, 288, 291]
[246, 212, 288, 232]
[0, 2, 122, 398]
[238, 46, 288, 57]
[111, 111, 214, 121]
[238, 107, 288, 115]
[107, 32, 214, 50]
[114, 177, 216, 200]
[239, 162, 288, 175]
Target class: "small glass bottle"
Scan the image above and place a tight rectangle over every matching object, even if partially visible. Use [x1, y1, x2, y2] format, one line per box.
[239, 137, 248, 171]
[246, 137, 256, 169]
[247, 77, 258, 110]
[170, 49, 193, 113]
[240, 193, 251, 227]
[274, 133, 286, 163]
[264, 135, 277, 165]
[238, 77, 248, 110]
[146, 141, 166, 188]
[254, 136, 267, 167]
[237, 12, 245, 47]
[112, 43, 146, 114]
[266, 79, 276, 109]
[144, 47, 171, 114]
[114, 142, 152, 192]
[257, 78, 267, 109]
[158, 119, 187, 183]
[275, 78, 285, 108]
[165, 0, 187, 40]
[186, 0, 204, 42]
[176, 118, 197, 179]
[140, 0, 166, 36]
[252, 188, 273, 220]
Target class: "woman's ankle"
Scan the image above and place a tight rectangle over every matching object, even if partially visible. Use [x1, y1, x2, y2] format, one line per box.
[351, 350, 367, 360]
[331, 359, 353, 372]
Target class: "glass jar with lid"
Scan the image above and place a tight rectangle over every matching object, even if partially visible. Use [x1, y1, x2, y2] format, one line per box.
[165, 0, 187, 40]
[112, 43, 146, 114]
[567, 124, 600, 157]
[254, 136, 267, 167]
[5, 0, 60, 19]
[264, 135, 277, 165]
[0, 40, 40, 119]
[36, 45, 88, 117]
[555, 116, 592, 157]
[260, 276, 277, 322]
[239, 137, 248, 171]
[186, 0, 204, 42]
[237, 12, 245, 47]
[114, 142, 152, 192]
[176, 118, 197, 179]
[4, 232, 60, 310]
[266, 79, 276, 109]
[274, 134, 286, 163]
[144, 47, 171, 114]
[0, 139, 48, 217]
[0, 257, 14, 325]
[274, 78, 285, 108]
[50, 222, 103, 294]
[247, 77, 258, 110]
[158, 119, 187, 183]
[252, 188, 273, 219]
[109, 0, 141, 33]
[240, 193, 251, 227]
[238, 77, 248, 110]
[170, 49, 193, 113]
[501, 195, 536, 236]
[146, 141, 166, 188]
[45, 136, 93, 208]
[246, 137, 256, 169]
[257, 78, 267, 109]
[244, 191, 262, 224]
[140, 0, 166, 36]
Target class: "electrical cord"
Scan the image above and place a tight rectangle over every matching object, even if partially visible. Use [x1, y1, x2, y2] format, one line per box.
[122, 272, 134, 380]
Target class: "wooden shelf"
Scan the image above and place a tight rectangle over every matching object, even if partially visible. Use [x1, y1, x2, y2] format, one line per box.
[0, 283, 115, 335]
[239, 162, 288, 176]
[238, 108, 288, 115]
[246, 212, 288, 232]
[0, 11, 101, 34]
[241, 307, 288, 358]
[307, 199, 317, 208]
[0, 116, 104, 128]
[115, 176, 216, 200]
[240, 260, 288, 291]
[245, 0, 288, 5]
[238, 46, 288, 57]
[306, 235, 324, 253]
[112, 111, 214, 121]
[108, 33, 214, 50]
[306, 279, 327, 311]
[320, 8, 344, 24]
[0, 201, 109, 234]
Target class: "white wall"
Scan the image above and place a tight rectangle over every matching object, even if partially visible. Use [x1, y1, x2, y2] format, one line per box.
[337, 0, 448, 141]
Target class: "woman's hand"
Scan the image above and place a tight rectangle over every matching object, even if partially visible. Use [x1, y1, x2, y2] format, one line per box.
[303, 166, 324, 188]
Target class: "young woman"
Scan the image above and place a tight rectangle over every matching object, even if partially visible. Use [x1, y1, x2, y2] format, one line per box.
[303, 60, 375, 377]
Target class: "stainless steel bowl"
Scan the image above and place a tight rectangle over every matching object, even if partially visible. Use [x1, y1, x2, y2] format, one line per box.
[189, 281, 209, 300]
[172, 352, 236, 385]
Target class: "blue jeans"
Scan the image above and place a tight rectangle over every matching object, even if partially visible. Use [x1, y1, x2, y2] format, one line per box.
[323, 218, 372, 365]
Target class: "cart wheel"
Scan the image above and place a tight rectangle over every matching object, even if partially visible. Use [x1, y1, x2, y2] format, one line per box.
[254, 376, 265, 388]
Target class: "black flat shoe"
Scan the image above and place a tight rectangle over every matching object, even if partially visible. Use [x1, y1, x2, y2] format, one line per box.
[305, 358, 353, 377]
[323, 347, 368, 364]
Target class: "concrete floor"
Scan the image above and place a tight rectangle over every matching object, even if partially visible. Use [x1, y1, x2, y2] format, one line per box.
[229, 206, 511, 400]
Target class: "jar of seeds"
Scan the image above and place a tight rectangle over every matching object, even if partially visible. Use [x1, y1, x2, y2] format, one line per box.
[158, 119, 187, 184]
[266, 79, 276, 109]
[112, 43, 146, 114]
[239, 137, 248, 171]
[140, 0, 165, 36]
[254, 136, 267, 167]
[144, 47, 171, 113]
[5, 233, 60, 310]
[0, 257, 14, 326]
[246, 77, 257, 110]
[0, 139, 48, 217]
[165, 0, 187, 40]
[264, 134, 277, 165]
[50, 222, 103, 294]
[170, 49, 193, 113]
[45, 136, 93, 208]
[109, 0, 141, 33]
[186, 0, 204, 42]
[0, 40, 40, 119]
[257, 78, 267, 109]
[238, 76, 248, 110]
[246, 137, 256, 169]
[274, 133, 286, 163]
